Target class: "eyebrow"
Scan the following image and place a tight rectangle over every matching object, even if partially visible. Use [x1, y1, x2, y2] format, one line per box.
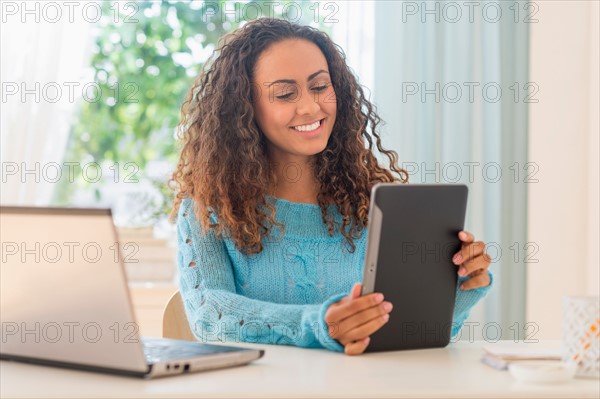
[267, 70, 329, 87]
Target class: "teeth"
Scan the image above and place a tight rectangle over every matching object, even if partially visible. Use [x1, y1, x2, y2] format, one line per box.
[292, 120, 321, 132]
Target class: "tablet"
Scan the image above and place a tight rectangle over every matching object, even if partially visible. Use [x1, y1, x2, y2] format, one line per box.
[361, 183, 468, 352]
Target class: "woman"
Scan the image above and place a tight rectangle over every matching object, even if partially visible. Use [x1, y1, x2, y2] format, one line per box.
[170, 18, 493, 355]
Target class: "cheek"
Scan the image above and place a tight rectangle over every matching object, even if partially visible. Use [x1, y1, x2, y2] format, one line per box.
[322, 89, 337, 116]
[255, 101, 292, 134]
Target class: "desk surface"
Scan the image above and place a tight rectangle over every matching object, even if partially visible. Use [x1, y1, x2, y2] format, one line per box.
[1, 340, 598, 398]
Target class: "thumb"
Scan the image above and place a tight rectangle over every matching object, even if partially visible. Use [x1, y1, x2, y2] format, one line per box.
[350, 282, 362, 300]
[342, 283, 362, 304]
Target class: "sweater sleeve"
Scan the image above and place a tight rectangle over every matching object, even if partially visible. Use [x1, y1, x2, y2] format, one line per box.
[176, 198, 345, 352]
[451, 271, 494, 338]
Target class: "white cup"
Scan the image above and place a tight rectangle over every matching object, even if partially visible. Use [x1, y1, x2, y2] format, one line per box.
[562, 295, 600, 379]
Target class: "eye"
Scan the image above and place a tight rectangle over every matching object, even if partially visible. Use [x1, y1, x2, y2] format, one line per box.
[276, 92, 295, 100]
[275, 87, 298, 100]
[273, 83, 299, 100]
[312, 84, 330, 92]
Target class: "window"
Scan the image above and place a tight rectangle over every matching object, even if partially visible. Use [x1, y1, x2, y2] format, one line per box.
[1, 0, 343, 285]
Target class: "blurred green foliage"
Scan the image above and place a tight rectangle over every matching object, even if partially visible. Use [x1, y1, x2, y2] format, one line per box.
[54, 0, 331, 223]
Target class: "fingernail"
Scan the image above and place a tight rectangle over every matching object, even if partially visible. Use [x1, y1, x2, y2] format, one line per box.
[374, 294, 384, 303]
[459, 231, 467, 239]
[459, 267, 467, 276]
[363, 337, 370, 345]
[453, 253, 462, 264]
[382, 314, 390, 322]
[383, 302, 393, 312]
[459, 284, 465, 290]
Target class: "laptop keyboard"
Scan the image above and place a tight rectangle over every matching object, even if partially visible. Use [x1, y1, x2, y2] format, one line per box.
[141, 338, 243, 364]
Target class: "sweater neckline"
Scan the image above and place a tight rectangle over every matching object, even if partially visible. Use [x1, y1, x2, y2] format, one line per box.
[262, 194, 343, 238]
[264, 194, 336, 209]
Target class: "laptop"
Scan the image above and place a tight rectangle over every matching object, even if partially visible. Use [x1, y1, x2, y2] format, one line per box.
[0, 206, 264, 378]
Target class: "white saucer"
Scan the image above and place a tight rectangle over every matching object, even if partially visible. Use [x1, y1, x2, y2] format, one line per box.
[508, 361, 577, 384]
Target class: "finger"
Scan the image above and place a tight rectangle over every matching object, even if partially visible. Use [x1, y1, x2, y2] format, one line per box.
[339, 310, 391, 343]
[458, 230, 475, 243]
[325, 292, 384, 325]
[336, 301, 392, 341]
[459, 272, 491, 290]
[457, 253, 490, 277]
[464, 268, 485, 279]
[344, 337, 370, 356]
[328, 299, 389, 340]
[453, 240, 486, 265]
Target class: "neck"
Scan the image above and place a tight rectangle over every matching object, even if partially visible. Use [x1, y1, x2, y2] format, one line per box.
[268, 153, 319, 204]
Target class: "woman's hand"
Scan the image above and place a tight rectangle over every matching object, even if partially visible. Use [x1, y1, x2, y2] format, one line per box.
[324, 283, 393, 356]
[453, 230, 492, 290]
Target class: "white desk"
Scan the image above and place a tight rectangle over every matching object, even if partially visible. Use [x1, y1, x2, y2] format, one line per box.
[1, 340, 598, 398]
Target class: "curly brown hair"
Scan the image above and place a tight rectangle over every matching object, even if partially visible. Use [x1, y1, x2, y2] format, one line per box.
[169, 18, 408, 255]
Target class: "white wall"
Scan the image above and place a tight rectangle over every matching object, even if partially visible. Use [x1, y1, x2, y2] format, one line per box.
[528, 1, 600, 339]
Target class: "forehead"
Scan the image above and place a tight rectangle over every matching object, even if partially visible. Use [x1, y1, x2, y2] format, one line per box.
[253, 39, 329, 81]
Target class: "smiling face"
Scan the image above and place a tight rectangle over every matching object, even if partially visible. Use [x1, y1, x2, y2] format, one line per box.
[252, 39, 337, 165]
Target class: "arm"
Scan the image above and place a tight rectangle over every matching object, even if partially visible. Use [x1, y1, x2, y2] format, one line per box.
[176, 198, 345, 352]
[449, 230, 495, 338]
[451, 271, 494, 338]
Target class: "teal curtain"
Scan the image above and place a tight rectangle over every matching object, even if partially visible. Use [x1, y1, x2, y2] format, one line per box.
[374, 1, 529, 340]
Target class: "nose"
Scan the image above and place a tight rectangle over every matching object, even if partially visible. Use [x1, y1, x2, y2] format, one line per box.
[295, 88, 321, 115]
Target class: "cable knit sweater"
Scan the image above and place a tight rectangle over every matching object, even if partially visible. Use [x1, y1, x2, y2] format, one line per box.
[176, 195, 493, 352]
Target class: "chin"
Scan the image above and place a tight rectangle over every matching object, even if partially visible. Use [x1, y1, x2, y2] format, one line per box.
[299, 139, 330, 156]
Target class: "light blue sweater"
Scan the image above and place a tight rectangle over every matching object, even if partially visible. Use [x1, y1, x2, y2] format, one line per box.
[176, 196, 493, 352]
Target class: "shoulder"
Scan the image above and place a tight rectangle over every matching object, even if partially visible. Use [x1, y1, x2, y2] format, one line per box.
[179, 197, 193, 212]
[177, 197, 194, 221]
[177, 197, 219, 226]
